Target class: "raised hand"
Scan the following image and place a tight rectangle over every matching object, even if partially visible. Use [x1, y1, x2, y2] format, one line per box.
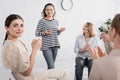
[31, 38, 42, 50]
[87, 45, 106, 59]
[86, 43, 98, 59]
[97, 46, 107, 57]
[59, 27, 65, 32]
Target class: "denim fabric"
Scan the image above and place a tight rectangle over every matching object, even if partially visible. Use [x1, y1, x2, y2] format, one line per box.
[42, 47, 58, 69]
[75, 57, 93, 80]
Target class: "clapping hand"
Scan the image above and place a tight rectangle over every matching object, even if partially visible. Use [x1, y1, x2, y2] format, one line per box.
[87, 45, 106, 59]
[31, 38, 42, 50]
[97, 46, 107, 57]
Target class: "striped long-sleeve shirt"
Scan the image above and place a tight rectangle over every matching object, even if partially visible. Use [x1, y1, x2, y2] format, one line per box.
[35, 18, 61, 50]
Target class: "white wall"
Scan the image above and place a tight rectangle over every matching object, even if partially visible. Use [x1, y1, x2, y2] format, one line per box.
[0, 0, 119, 77]
[0, 0, 118, 52]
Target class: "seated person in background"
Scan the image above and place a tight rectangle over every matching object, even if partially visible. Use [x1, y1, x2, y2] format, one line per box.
[1, 14, 70, 80]
[74, 22, 101, 80]
[89, 13, 120, 80]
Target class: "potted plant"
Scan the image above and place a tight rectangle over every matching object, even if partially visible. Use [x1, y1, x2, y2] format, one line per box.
[99, 18, 112, 34]
[99, 18, 114, 54]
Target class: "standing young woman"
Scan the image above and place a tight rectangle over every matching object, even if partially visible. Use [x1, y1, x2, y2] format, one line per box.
[1, 14, 70, 80]
[74, 22, 101, 80]
[35, 3, 65, 69]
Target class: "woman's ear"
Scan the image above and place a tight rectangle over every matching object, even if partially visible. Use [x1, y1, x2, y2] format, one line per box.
[108, 27, 116, 41]
[111, 28, 116, 38]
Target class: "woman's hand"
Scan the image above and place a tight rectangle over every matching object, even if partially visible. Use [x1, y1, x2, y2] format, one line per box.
[44, 30, 52, 35]
[88, 47, 99, 59]
[59, 27, 65, 32]
[31, 38, 42, 50]
[97, 46, 107, 57]
[22, 38, 42, 76]
[79, 43, 90, 53]
[87, 45, 106, 59]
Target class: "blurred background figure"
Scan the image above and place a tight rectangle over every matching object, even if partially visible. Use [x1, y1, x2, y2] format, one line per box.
[74, 22, 101, 80]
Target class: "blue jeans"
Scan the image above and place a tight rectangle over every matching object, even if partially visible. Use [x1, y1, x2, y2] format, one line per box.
[42, 47, 58, 69]
[75, 57, 93, 80]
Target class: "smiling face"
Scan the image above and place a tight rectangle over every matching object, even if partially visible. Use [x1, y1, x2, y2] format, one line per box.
[82, 22, 95, 37]
[45, 5, 55, 17]
[83, 26, 89, 34]
[6, 19, 24, 39]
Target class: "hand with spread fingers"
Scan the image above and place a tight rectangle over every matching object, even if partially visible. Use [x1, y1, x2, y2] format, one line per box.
[87, 44, 106, 59]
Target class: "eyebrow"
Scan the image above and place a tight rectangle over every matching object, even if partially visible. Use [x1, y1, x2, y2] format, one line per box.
[14, 23, 23, 25]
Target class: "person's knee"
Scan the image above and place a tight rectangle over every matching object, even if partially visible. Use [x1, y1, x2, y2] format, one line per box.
[75, 57, 84, 65]
[47, 60, 55, 69]
[62, 69, 71, 80]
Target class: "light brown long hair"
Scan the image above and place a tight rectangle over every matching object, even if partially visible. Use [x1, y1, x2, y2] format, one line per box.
[84, 22, 96, 38]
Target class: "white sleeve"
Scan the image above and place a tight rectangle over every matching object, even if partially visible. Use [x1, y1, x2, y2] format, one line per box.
[74, 36, 80, 53]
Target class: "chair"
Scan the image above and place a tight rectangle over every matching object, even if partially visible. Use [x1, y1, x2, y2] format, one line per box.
[7, 70, 15, 80]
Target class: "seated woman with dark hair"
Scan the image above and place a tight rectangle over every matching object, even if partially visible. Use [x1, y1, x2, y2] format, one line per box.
[1, 14, 70, 80]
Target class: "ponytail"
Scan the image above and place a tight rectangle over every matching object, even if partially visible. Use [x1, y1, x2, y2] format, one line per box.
[3, 32, 8, 44]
